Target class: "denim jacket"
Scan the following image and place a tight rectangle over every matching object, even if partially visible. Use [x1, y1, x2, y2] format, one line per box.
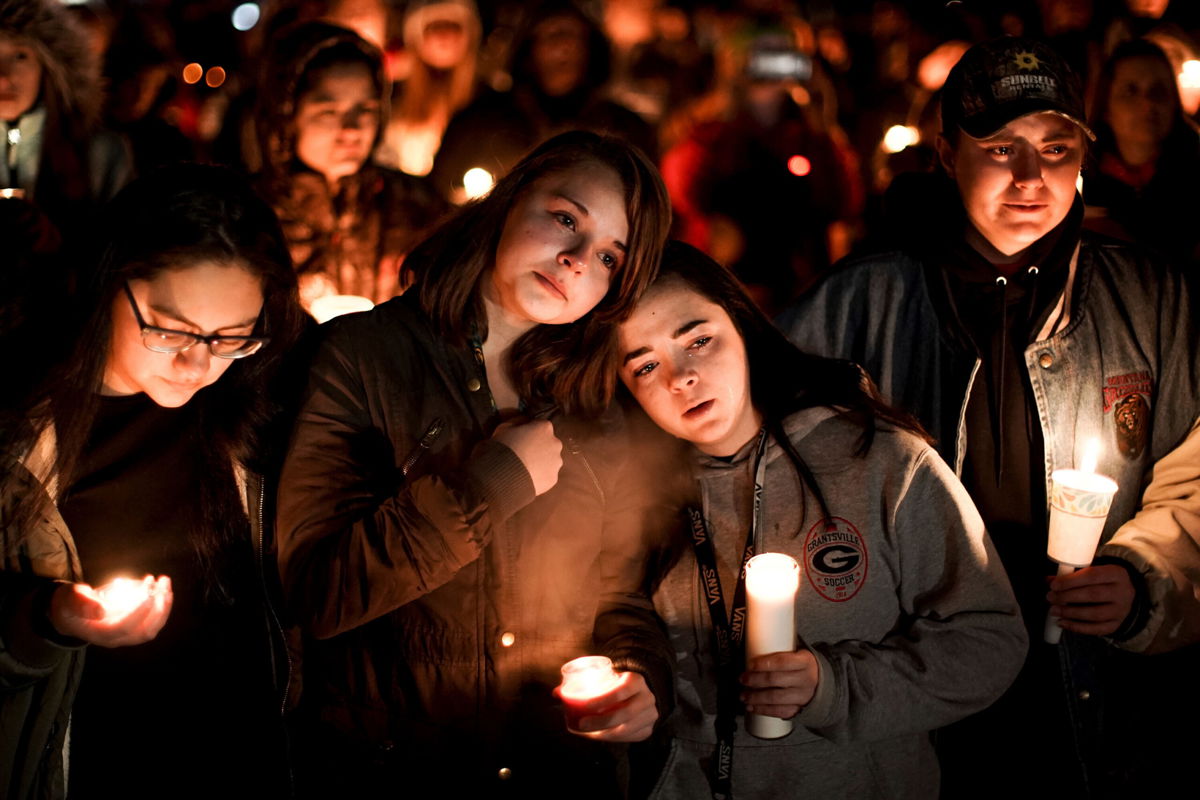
[778, 234, 1200, 656]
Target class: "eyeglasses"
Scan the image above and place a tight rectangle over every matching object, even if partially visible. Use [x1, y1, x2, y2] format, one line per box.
[123, 282, 269, 359]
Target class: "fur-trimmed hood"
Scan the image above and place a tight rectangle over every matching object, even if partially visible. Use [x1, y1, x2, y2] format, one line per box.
[0, 0, 102, 133]
[255, 20, 387, 180]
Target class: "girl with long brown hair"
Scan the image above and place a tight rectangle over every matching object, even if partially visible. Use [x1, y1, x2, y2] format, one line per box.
[275, 130, 671, 797]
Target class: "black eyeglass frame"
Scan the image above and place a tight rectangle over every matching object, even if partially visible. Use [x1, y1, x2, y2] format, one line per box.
[122, 282, 270, 359]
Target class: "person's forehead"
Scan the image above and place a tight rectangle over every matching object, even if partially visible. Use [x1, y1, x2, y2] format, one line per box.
[1113, 54, 1175, 83]
[971, 112, 1083, 143]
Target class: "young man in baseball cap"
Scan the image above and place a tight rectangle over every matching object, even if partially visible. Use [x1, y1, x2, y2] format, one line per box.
[780, 36, 1199, 796]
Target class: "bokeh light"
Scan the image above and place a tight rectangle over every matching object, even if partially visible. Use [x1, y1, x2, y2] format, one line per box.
[232, 3, 261, 32]
[882, 125, 920, 154]
[463, 167, 495, 199]
[787, 155, 812, 177]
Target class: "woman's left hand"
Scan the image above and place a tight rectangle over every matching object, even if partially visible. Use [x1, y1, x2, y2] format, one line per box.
[740, 649, 820, 719]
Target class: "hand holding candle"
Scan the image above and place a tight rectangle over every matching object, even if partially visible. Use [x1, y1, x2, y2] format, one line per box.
[1046, 564, 1136, 637]
[1043, 439, 1119, 644]
[556, 656, 658, 742]
[49, 575, 173, 648]
[741, 649, 819, 720]
[744, 553, 801, 738]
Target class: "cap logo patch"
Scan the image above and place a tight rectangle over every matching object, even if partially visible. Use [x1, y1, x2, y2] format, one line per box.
[992, 73, 1058, 101]
[1012, 51, 1041, 71]
[804, 517, 868, 602]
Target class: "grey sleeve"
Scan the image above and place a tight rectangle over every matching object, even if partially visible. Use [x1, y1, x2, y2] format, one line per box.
[797, 448, 1028, 742]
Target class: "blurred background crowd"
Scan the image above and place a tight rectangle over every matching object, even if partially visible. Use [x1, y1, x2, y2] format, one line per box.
[5, 0, 1200, 318]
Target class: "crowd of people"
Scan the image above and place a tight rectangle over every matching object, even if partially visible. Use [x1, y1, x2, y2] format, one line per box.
[2, 0, 1199, 798]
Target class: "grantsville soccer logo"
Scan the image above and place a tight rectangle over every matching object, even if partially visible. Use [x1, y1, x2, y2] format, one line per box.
[804, 517, 868, 602]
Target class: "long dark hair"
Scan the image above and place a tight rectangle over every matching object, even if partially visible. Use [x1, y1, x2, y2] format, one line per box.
[2, 164, 305, 595]
[611, 242, 930, 522]
[413, 129, 671, 415]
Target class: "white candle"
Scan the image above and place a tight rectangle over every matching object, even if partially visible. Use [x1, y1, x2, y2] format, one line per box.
[744, 553, 800, 739]
[560, 656, 622, 731]
[308, 294, 374, 324]
[95, 576, 153, 623]
[1044, 439, 1119, 644]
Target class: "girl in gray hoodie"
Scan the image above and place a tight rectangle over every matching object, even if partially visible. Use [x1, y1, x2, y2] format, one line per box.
[573, 242, 1027, 799]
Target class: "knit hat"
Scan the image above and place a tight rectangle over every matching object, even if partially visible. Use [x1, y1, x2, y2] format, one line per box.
[942, 37, 1095, 141]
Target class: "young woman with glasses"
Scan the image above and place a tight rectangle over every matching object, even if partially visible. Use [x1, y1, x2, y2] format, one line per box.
[0, 164, 306, 798]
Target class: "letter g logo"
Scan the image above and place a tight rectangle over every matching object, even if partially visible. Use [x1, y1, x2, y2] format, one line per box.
[813, 545, 861, 574]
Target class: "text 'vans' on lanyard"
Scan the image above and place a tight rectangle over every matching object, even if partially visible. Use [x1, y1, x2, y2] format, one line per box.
[686, 429, 769, 800]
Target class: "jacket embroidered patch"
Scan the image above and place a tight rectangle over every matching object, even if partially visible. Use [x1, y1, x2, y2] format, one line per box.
[1103, 371, 1152, 458]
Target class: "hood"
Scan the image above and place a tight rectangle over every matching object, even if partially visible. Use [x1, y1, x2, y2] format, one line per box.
[691, 407, 840, 476]
[508, 0, 612, 99]
[0, 0, 101, 134]
[255, 20, 387, 179]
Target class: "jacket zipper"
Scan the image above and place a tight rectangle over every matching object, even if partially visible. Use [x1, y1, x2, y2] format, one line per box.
[401, 417, 445, 478]
[569, 436, 605, 504]
[255, 482, 292, 716]
[954, 359, 982, 477]
[256, 480, 295, 789]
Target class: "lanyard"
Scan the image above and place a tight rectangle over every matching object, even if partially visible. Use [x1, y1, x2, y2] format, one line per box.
[686, 429, 769, 800]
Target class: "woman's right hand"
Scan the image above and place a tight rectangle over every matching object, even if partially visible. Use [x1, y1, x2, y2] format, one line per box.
[492, 419, 563, 496]
[48, 576, 173, 648]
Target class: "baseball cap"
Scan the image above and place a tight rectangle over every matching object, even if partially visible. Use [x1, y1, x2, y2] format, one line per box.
[941, 37, 1096, 141]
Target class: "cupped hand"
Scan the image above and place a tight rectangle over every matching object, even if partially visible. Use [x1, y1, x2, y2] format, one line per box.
[1047, 564, 1135, 636]
[557, 670, 659, 743]
[492, 419, 563, 496]
[740, 649, 820, 720]
[49, 575, 173, 648]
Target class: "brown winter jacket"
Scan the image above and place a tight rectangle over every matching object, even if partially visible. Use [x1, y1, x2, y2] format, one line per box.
[275, 294, 673, 796]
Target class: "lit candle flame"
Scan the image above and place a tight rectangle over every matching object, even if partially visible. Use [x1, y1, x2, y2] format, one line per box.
[309, 294, 374, 324]
[1180, 60, 1200, 90]
[96, 577, 152, 622]
[559, 656, 621, 701]
[1080, 438, 1100, 475]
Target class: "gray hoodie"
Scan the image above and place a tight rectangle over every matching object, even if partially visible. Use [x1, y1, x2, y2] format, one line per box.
[647, 407, 1026, 799]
